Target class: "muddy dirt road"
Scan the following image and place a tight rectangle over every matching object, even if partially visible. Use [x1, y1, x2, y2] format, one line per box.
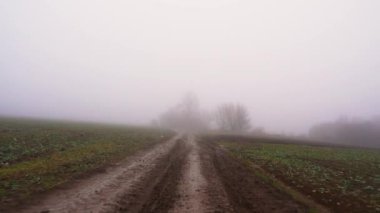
[15, 135, 310, 213]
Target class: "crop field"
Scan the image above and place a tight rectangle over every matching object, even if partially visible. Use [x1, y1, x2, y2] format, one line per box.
[0, 117, 172, 207]
[210, 135, 380, 213]
[2, 118, 379, 212]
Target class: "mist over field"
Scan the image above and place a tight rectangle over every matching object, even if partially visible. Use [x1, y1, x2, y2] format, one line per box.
[1, 2, 380, 212]
[1, 0, 380, 136]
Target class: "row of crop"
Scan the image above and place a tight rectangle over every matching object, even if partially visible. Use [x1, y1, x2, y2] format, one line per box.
[219, 140, 380, 212]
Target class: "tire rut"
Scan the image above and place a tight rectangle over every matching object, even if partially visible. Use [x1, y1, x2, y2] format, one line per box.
[17, 135, 182, 213]
[200, 140, 308, 213]
[119, 138, 189, 213]
[14, 135, 315, 213]
[170, 135, 233, 213]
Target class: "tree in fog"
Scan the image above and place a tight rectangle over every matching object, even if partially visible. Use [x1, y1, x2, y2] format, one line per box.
[251, 127, 266, 136]
[309, 116, 380, 148]
[215, 103, 251, 133]
[159, 93, 209, 132]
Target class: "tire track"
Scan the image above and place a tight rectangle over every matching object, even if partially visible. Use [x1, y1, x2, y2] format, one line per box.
[169, 135, 232, 213]
[120, 137, 189, 213]
[169, 135, 208, 212]
[15, 134, 317, 213]
[200, 138, 308, 213]
[17, 135, 182, 213]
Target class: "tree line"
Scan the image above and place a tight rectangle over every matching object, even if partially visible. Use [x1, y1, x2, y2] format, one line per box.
[154, 94, 380, 149]
[309, 116, 380, 148]
[153, 94, 251, 133]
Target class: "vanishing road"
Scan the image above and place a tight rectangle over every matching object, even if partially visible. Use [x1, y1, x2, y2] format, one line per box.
[15, 134, 309, 213]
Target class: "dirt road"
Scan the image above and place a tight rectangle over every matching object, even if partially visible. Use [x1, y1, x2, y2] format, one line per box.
[15, 134, 309, 213]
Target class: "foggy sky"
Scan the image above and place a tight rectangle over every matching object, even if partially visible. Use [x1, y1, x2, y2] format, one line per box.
[1, 0, 380, 134]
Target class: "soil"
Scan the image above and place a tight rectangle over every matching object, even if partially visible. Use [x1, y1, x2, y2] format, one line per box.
[9, 134, 315, 213]
[199, 138, 307, 213]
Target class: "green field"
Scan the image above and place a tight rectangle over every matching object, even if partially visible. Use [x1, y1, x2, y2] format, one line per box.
[0, 117, 172, 206]
[208, 135, 380, 213]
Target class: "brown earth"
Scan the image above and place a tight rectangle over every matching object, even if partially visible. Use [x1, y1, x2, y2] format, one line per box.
[8, 134, 317, 213]
[199, 138, 307, 213]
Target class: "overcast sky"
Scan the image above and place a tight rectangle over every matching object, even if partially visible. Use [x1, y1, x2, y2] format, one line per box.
[1, 0, 380, 134]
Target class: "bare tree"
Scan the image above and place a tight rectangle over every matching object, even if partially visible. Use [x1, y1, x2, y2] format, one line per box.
[215, 103, 251, 132]
[159, 93, 209, 132]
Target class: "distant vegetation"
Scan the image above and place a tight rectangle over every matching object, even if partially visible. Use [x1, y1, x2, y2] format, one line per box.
[156, 93, 251, 133]
[208, 135, 380, 212]
[310, 117, 380, 148]
[157, 93, 209, 132]
[0, 117, 172, 207]
[215, 103, 251, 133]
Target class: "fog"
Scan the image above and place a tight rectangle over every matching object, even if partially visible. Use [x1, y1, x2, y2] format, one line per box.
[1, 0, 380, 134]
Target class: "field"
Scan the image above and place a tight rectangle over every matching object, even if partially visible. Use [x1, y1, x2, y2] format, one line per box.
[209, 135, 380, 212]
[1, 121, 310, 213]
[0, 117, 172, 208]
[2, 118, 379, 212]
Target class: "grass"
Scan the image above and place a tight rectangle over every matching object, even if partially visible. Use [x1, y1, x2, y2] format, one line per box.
[0, 117, 173, 206]
[210, 135, 380, 212]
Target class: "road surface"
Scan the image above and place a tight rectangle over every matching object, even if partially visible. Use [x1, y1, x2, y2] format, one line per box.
[15, 134, 308, 213]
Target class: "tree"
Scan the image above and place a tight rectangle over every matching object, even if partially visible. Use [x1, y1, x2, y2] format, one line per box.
[215, 103, 251, 132]
[159, 93, 209, 132]
[309, 116, 380, 148]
